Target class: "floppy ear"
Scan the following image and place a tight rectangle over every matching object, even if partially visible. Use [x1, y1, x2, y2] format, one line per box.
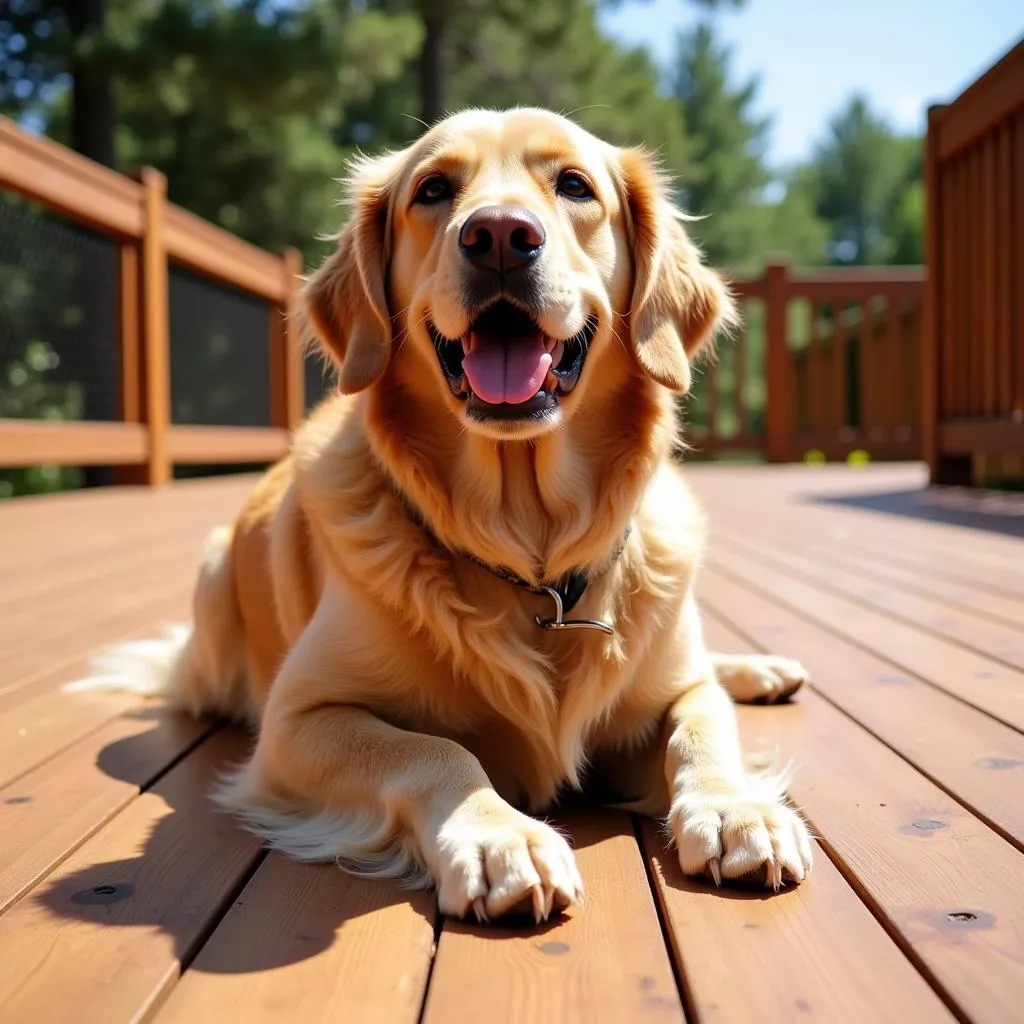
[618, 147, 736, 392]
[302, 153, 401, 395]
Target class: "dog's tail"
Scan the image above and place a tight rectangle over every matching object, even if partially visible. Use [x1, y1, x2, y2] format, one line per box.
[63, 525, 249, 720]
[64, 622, 194, 700]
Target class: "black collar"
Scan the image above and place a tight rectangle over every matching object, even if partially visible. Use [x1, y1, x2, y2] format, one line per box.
[456, 524, 632, 616]
[397, 490, 632, 619]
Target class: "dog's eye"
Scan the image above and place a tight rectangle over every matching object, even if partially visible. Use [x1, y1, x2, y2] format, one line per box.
[413, 175, 453, 205]
[556, 171, 595, 201]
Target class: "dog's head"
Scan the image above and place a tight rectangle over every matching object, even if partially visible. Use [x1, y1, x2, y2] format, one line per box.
[305, 108, 734, 441]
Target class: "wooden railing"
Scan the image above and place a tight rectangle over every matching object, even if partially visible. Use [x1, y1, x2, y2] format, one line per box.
[923, 36, 1024, 485]
[0, 115, 304, 485]
[0, 115, 927, 485]
[687, 258, 924, 463]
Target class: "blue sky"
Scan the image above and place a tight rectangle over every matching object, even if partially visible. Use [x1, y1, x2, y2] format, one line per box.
[600, 0, 1024, 167]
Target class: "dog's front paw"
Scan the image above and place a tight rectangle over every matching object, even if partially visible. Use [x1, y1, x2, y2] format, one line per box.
[433, 795, 584, 923]
[669, 784, 813, 890]
[714, 654, 809, 704]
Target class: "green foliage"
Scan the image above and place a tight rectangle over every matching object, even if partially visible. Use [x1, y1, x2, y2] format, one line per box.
[340, 0, 689, 174]
[0, 336, 86, 498]
[662, 20, 834, 271]
[2, 2, 922, 273]
[4, 2, 421, 262]
[797, 95, 923, 265]
[668, 21, 770, 265]
[0, 0, 71, 122]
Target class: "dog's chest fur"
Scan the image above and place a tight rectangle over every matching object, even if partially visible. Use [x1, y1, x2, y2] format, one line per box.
[275, 398, 704, 808]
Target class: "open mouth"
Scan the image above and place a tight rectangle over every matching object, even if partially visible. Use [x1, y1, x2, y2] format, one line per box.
[429, 300, 597, 421]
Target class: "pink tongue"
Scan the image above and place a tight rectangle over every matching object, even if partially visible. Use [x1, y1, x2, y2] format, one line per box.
[462, 334, 552, 405]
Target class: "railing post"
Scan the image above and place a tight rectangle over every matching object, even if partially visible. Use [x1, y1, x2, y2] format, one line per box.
[922, 103, 952, 484]
[270, 247, 305, 432]
[112, 238, 144, 487]
[763, 255, 792, 462]
[117, 242, 142, 426]
[137, 168, 172, 485]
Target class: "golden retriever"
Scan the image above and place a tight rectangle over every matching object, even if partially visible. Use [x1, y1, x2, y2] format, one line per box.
[71, 108, 812, 922]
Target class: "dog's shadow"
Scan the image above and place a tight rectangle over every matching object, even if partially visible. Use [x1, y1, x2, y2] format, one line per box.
[32, 712, 439, 975]
[32, 708, 777, 975]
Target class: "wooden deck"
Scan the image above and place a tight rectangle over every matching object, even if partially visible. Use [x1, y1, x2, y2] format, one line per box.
[1, 464, 1022, 1024]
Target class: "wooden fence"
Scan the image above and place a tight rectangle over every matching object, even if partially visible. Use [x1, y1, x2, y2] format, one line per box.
[687, 258, 924, 463]
[923, 37, 1024, 485]
[0, 115, 305, 485]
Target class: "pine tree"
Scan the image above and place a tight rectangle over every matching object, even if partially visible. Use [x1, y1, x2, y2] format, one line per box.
[339, 0, 690, 177]
[802, 96, 922, 265]
[667, 20, 771, 267]
[1, 1, 421, 257]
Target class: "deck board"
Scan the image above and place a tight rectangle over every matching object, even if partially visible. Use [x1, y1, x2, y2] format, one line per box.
[421, 812, 683, 1024]
[157, 857, 436, 1024]
[709, 507, 1024, 630]
[700, 619, 1024, 1024]
[639, 817, 956, 1024]
[1, 464, 1022, 1022]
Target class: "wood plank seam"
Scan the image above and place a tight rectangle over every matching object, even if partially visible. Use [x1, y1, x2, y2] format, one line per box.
[706, 552, 1024, 734]
[628, 813, 693, 1021]
[163, 848, 271, 994]
[412, 899, 444, 1024]
[713, 520, 1024, 634]
[0, 579, 195, 706]
[697, 562, 1024, 844]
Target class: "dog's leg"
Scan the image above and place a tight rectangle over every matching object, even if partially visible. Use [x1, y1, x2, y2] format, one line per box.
[219, 613, 583, 924]
[663, 672, 813, 888]
[710, 653, 808, 704]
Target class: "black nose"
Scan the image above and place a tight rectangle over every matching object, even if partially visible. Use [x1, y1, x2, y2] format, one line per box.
[458, 205, 546, 272]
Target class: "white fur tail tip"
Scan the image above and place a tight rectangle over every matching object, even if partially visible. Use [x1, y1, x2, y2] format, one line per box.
[63, 623, 192, 698]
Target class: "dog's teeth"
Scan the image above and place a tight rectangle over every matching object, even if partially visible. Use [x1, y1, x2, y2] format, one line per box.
[550, 341, 564, 367]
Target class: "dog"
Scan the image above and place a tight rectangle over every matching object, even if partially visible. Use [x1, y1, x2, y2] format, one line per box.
[70, 108, 812, 923]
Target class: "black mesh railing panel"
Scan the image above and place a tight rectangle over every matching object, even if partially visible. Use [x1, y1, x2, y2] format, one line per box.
[0, 189, 120, 422]
[304, 348, 334, 411]
[168, 264, 271, 426]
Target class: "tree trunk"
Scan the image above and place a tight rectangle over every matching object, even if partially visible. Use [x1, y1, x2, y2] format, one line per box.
[68, 0, 116, 167]
[67, 0, 118, 486]
[418, 7, 445, 126]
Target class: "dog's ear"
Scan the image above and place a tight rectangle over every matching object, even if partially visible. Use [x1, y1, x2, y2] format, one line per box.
[617, 147, 736, 392]
[303, 151, 403, 395]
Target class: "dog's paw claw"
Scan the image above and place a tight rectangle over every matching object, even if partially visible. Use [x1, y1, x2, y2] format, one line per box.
[671, 791, 812, 891]
[708, 857, 722, 886]
[436, 803, 583, 925]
